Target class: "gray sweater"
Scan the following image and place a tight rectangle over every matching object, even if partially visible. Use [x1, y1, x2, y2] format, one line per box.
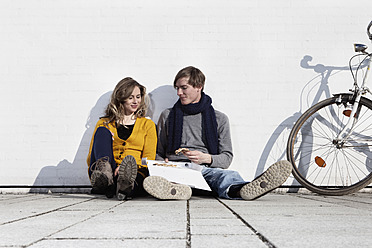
[156, 108, 233, 169]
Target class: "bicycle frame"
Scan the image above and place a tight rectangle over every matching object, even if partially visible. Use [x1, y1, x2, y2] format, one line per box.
[334, 22, 372, 146]
[335, 56, 371, 145]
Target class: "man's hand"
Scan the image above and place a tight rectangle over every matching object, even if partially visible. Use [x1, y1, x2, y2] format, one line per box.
[183, 150, 212, 165]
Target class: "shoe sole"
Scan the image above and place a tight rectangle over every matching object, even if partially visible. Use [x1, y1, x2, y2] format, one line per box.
[143, 176, 192, 200]
[240, 160, 292, 200]
[117, 155, 138, 200]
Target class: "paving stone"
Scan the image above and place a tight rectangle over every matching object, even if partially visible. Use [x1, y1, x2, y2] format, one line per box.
[0, 192, 371, 247]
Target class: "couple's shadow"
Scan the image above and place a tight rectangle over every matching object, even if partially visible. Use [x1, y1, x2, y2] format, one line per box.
[31, 55, 357, 193]
[30, 85, 178, 193]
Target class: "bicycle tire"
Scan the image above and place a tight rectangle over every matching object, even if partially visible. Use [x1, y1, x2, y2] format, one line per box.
[287, 94, 372, 195]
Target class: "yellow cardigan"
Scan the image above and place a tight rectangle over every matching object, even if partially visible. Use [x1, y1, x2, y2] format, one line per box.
[87, 117, 157, 170]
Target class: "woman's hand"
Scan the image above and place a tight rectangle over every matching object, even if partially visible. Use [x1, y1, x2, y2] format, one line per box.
[114, 166, 120, 177]
[183, 150, 212, 165]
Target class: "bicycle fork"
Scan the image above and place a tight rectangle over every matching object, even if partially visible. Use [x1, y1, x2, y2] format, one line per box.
[334, 94, 362, 148]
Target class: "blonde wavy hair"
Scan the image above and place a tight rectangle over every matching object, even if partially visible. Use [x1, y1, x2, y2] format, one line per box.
[103, 77, 147, 124]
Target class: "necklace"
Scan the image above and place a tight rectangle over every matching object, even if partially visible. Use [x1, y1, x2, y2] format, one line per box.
[119, 114, 136, 126]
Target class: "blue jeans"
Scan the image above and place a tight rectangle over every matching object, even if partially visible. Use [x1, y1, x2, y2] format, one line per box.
[201, 167, 248, 199]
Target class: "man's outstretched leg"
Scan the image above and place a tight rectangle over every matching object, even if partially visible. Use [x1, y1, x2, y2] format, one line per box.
[238, 160, 292, 200]
[143, 176, 192, 200]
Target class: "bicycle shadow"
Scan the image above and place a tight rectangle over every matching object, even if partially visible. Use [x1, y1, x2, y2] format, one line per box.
[255, 55, 351, 190]
[30, 85, 177, 193]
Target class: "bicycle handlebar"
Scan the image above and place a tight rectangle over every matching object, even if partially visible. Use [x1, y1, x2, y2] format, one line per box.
[368, 20, 372, 40]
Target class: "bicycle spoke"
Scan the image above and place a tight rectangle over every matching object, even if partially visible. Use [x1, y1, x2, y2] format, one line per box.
[342, 147, 371, 176]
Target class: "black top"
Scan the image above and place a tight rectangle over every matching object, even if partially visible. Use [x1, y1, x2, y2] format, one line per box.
[117, 124, 134, 140]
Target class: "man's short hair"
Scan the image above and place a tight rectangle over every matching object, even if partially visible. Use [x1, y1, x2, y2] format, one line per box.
[173, 66, 205, 90]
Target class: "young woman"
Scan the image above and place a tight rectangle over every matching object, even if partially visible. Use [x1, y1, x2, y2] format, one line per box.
[87, 77, 157, 200]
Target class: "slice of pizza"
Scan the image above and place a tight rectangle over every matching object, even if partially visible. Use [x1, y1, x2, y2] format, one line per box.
[175, 148, 190, 155]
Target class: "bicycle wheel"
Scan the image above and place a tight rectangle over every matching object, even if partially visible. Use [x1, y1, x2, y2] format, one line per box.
[287, 94, 372, 195]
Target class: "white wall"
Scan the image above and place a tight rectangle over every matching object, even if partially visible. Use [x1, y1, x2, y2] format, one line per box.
[1, 0, 371, 192]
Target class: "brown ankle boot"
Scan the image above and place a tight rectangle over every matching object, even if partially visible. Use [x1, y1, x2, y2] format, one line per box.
[90, 157, 114, 197]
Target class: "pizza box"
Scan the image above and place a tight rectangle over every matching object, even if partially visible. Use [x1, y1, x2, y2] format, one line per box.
[144, 159, 211, 191]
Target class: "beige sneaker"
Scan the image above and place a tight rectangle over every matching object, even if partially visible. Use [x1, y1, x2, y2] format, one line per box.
[240, 160, 292, 200]
[143, 176, 192, 200]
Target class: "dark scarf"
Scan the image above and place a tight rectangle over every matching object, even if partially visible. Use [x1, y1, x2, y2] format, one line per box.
[167, 92, 219, 155]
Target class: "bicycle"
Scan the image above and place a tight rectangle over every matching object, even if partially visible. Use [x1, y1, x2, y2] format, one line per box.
[287, 21, 372, 196]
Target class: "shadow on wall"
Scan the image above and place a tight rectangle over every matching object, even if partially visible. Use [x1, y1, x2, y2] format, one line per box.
[30, 57, 347, 192]
[30, 85, 177, 193]
[254, 55, 351, 187]
[147, 85, 178, 125]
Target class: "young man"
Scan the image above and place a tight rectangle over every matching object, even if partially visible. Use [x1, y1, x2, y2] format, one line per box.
[143, 66, 292, 200]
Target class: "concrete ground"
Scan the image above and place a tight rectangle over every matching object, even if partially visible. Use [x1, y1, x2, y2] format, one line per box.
[0, 191, 371, 248]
